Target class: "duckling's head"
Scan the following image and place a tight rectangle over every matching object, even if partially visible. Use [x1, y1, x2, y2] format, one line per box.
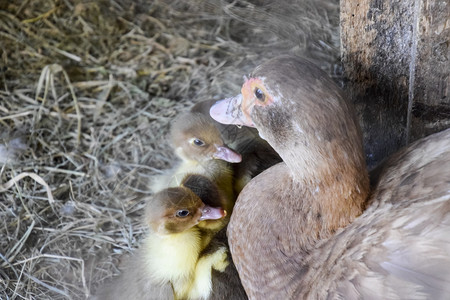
[145, 185, 226, 236]
[170, 112, 242, 163]
[181, 173, 233, 230]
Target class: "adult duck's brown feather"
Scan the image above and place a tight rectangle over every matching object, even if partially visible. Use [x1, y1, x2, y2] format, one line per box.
[294, 128, 450, 299]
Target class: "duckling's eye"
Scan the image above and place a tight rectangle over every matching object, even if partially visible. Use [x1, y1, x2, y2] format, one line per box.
[192, 139, 205, 147]
[176, 210, 190, 218]
[254, 88, 265, 102]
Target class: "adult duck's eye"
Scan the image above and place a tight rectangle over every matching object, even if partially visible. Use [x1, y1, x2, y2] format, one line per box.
[254, 88, 265, 102]
[176, 210, 190, 218]
[193, 139, 205, 146]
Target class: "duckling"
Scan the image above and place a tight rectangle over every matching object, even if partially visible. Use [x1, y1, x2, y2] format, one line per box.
[95, 174, 247, 300]
[191, 99, 281, 194]
[210, 56, 450, 299]
[179, 174, 248, 300]
[145, 174, 247, 300]
[151, 112, 241, 209]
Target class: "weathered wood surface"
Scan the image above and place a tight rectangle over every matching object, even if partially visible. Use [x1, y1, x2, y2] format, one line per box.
[341, 0, 449, 168]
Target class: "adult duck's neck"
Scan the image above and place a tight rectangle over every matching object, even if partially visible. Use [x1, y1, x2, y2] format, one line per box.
[279, 136, 370, 235]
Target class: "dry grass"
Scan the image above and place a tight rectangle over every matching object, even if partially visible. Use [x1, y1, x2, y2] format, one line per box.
[0, 0, 339, 298]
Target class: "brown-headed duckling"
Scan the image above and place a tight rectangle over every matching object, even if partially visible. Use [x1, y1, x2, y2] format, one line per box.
[95, 174, 247, 300]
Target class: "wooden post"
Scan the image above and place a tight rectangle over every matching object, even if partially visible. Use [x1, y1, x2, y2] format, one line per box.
[341, 0, 449, 168]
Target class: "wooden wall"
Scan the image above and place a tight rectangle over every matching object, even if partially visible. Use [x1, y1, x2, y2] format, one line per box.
[341, 0, 449, 168]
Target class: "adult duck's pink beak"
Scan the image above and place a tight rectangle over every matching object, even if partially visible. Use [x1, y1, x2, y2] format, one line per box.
[213, 145, 242, 163]
[210, 94, 255, 127]
[199, 205, 227, 221]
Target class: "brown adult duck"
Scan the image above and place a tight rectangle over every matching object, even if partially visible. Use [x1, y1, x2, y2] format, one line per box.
[210, 56, 450, 299]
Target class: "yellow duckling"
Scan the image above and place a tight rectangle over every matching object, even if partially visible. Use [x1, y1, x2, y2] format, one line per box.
[95, 174, 247, 300]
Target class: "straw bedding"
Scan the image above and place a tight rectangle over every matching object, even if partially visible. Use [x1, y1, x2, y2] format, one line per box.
[0, 0, 339, 298]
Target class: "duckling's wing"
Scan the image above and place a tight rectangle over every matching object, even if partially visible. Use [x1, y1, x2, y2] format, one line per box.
[204, 227, 248, 300]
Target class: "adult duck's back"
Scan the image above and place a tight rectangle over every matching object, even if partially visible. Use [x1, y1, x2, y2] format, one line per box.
[300, 128, 450, 299]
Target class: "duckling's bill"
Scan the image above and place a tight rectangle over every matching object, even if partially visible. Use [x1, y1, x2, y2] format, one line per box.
[213, 145, 242, 163]
[199, 205, 226, 221]
[210, 94, 255, 127]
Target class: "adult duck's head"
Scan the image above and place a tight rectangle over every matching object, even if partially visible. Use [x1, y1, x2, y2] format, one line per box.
[211, 56, 367, 186]
[170, 112, 242, 163]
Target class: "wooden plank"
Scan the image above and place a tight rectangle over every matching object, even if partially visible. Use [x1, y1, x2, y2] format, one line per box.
[340, 0, 450, 168]
[410, 0, 450, 141]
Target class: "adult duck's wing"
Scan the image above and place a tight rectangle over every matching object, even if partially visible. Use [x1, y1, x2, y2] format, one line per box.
[298, 128, 450, 299]
[331, 193, 450, 299]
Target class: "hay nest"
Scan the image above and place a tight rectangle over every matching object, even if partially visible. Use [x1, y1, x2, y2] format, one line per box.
[0, 0, 339, 298]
